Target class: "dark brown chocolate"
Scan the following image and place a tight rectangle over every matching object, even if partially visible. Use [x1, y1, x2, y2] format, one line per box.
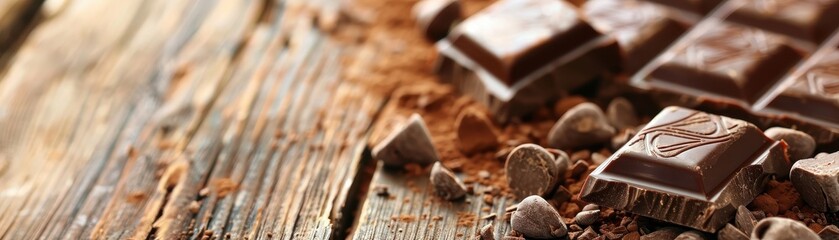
[643, 0, 722, 14]
[413, 0, 461, 42]
[646, 22, 805, 104]
[583, 0, 691, 73]
[725, 0, 839, 43]
[765, 49, 839, 129]
[579, 107, 789, 232]
[447, 0, 602, 85]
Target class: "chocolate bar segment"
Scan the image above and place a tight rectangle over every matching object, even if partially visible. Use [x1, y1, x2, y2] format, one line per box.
[583, 0, 691, 73]
[447, 0, 602, 85]
[580, 107, 789, 232]
[766, 49, 839, 128]
[642, 0, 722, 14]
[725, 0, 839, 43]
[413, 0, 461, 42]
[646, 22, 805, 104]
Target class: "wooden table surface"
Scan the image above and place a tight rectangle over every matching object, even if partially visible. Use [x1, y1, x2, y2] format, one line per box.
[0, 0, 510, 239]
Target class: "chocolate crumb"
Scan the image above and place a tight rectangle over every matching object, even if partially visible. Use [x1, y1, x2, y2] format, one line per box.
[374, 185, 390, 196]
[372, 113, 440, 167]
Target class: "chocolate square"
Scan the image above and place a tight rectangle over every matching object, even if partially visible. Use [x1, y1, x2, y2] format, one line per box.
[767, 49, 839, 128]
[447, 0, 601, 85]
[580, 107, 789, 232]
[726, 0, 839, 43]
[643, 0, 722, 14]
[646, 22, 805, 104]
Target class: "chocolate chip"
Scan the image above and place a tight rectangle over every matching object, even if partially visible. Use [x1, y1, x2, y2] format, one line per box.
[764, 127, 816, 162]
[372, 113, 439, 167]
[505, 144, 560, 198]
[456, 107, 500, 155]
[751, 217, 820, 240]
[641, 227, 682, 240]
[480, 223, 494, 240]
[606, 97, 640, 130]
[546, 148, 571, 180]
[430, 162, 467, 200]
[374, 185, 390, 197]
[790, 152, 839, 212]
[717, 224, 748, 240]
[675, 230, 708, 240]
[548, 103, 616, 150]
[511, 195, 568, 239]
[735, 205, 757, 234]
[818, 225, 839, 240]
[412, 0, 461, 42]
[574, 210, 600, 226]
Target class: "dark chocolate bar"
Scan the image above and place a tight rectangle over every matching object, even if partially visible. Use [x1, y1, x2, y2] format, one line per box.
[726, 0, 839, 43]
[642, 0, 722, 14]
[644, 21, 806, 104]
[583, 0, 691, 73]
[579, 107, 789, 232]
[765, 48, 839, 131]
[447, 0, 603, 86]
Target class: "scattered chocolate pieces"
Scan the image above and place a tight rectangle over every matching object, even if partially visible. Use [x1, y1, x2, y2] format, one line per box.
[675, 230, 708, 240]
[570, 160, 590, 179]
[751, 217, 820, 240]
[372, 113, 440, 167]
[511, 195, 568, 239]
[430, 162, 467, 200]
[374, 185, 390, 197]
[718, 223, 749, 240]
[480, 223, 494, 240]
[573, 209, 600, 226]
[735, 205, 757, 234]
[819, 225, 839, 240]
[641, 227, 682, 240]
[581, 107, 789, 232]
[606, 97, 640, 130]
[412, 0, 461, 42]
[577, 226, 599, 240]
[765, 127, 816, 162]
[455, 107, 500, 155]
[505, 144, 560, 198]
[790, 152, 839, 212]
[548, 102, 616, 150]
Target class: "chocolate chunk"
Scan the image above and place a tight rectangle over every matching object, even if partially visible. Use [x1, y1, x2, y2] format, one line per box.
[548, 103, 616, 150]
[643, 22, 805, 104]
[764, 127, 816, 162]
[751, 217, 820, 240]
[480, 223, 494, 240]
[578, 227, 599, 240]
[606, 97, 641, 130]
[643, 0, 722, 14]
[718, 223, 749, 240]
[511, 195, 568, 239]
[447, 0, 601, 85]
[582, 204, 599, 212]
[583, 0, 691, 73]
[766, 49, 839, 135]
[372, 113, 440, 167]
[374, 185, 390, 197]
[412, 0, 461, 42]
[574, 209, 600, 226]
[735, 205, 757, 235]
[430, 162, 467, 200]
[819, 225, 839, 240]
[676, 230, 708, 240]
[570, 160, 590, 179]
[790, 152, 839, 212]
[505, 144, 560, 199]
[725, 0, 839, 43]
[641, 227, 683, 240]
[546, 148, 571, 181]
[455, 107, 499, 155]
[580, 107, 789, 232]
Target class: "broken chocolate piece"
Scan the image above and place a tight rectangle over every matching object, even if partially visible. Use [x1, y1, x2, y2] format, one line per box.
[790, 152, 839, 212]
[751, 217, 820, 240]
[718, 223, 749, 240]
[676, 230, 708, 240]
[505, 144, 560, 199]
[583, 0, 691, 73]
[372, 113, 440, 167]
[819, 225, 839, 240]
[641, 227, 683, 240]
[480, 223, 494, 240]
[725, 0, 839, 43]
[447, 0, 601, 85]
[580, 107, 789, 232]
[412, 0, 461, 42]
[430, 162, 467, 200]
[574, 209, 600, 226]
[578, 227, 599, 240]
[455, 107, 499, 155]
[735, 205, 757, 235]
[548, 103, 616, 150]
[511, 195, 568, 239]
[764, 127, 816, 162]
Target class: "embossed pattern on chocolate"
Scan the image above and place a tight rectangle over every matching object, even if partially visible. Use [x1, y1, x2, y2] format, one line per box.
[579, 107, 789, 232]
[726, 0, 839, 43]
[647, 22, 805, 104]
[767, 49, 839, 125]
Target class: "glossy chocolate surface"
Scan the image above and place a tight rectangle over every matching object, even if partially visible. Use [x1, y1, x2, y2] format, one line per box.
[767, 49, 839, 126]
[580, 107, 789, 232]
[448, 0, 601, 85]
[726, 0, 839, 43]
[643, 0, 722, 14]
